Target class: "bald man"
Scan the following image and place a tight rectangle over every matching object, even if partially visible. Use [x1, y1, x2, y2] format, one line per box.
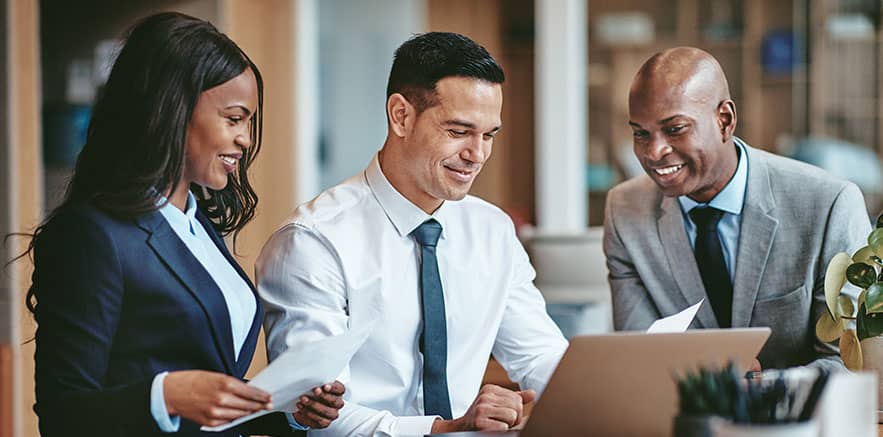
[603, 47, 871, 370]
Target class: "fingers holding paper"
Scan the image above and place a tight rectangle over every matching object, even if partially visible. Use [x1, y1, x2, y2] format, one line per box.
[164, 370, 273, 427]
[293, 380, 346, 428]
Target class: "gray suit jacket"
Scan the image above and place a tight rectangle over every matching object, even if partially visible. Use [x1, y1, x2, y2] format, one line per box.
[604, 143, 871, 370]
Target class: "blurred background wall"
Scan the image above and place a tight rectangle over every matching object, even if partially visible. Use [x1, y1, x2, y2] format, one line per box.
[5, 1, 883, 435]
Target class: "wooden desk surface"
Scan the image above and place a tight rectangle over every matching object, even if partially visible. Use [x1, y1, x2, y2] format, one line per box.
[432, 424, 883, 436]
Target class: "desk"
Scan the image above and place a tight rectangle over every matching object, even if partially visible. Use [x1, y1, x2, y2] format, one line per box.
[433, 425, 883, 436]
[433, 433, 519, 436]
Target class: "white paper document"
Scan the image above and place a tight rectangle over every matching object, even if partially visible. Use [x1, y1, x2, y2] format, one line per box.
[202, 325, 371, 432]
[646, 298, 704, 333]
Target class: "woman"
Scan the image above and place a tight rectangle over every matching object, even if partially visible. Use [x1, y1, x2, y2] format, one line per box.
[27, 12, 342, 436]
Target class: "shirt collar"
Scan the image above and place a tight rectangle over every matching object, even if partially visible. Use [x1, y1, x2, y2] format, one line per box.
[678, 137, 748, 216]
[157, 191, 199, 235]
[365, 152, 448, 239]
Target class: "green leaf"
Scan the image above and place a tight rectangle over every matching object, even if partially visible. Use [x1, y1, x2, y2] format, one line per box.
[869, 228, 883, 258]
[865, 282, 883, 314]
[816, 311, 844, 342]
[859, 289, 868, 313]
[841, 329, 863, 371]
[824, 252, 853, 318]
[858, 309, 883, 340]
[847, 263, 877, 288]
[876, 213, 883, 229]
[854, 246, 877, 266]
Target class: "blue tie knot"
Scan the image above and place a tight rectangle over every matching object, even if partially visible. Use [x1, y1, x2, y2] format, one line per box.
[412, 219, 443, 247]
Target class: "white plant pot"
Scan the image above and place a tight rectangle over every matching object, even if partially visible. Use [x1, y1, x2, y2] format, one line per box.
[712, 420, 818, 437]
[859, 335, 883, 422]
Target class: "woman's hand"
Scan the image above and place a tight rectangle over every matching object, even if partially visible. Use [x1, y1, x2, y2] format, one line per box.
[164, 370, 272, 427]
[292, 381, 346, 429]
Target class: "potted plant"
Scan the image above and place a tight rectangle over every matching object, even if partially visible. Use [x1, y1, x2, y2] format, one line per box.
[673, 362, 742, 437]
[674, 363, 826, 437]
[815, 213, 883, 373]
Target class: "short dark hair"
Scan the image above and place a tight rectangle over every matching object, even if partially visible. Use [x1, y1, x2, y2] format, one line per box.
[386, 32, 504, 112]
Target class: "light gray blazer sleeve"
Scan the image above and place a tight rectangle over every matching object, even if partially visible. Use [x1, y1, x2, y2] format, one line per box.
[604, 185, 661, 331]
[807, 182, 872, 371]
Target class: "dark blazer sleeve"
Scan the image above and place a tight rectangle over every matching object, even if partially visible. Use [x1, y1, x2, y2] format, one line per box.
[33, 208, 160, 436]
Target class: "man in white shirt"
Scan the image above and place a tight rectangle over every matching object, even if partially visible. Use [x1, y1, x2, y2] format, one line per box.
[256, 32, 568, 436]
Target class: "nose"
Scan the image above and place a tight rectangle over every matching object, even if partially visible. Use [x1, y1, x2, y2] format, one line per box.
[461, 135, 492, 164]
[235, 129, 253, 150]
[642, 133, 672, 163]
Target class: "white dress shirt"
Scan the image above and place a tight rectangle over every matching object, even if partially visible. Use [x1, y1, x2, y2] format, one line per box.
[256, 154, 568, 437]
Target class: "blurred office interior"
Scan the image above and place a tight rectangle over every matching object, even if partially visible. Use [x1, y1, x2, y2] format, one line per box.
[3, 1, 883, 435]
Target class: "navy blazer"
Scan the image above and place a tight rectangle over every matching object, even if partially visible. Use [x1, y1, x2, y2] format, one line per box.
[32, 202, 297, 436]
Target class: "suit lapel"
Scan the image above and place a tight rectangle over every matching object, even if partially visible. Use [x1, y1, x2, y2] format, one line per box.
[194, 212, 263, 376]
[137, 211, 236, 374]
[658, 196, 719, 328]
[731, 147, 778, 327]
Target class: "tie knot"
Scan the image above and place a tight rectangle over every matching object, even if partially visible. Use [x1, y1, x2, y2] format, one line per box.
[412, 219, 443, 247]
[689, 206, 725, 229]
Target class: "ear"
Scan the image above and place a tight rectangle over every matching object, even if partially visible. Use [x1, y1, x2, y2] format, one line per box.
[717, 99, 737, 143]
[387, 93, 414, 138]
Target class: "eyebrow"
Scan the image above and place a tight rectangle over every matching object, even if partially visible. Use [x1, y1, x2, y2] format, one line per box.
[444, 119, 502, 134]
[629, 114, 687, 128]
[225, 105, 253, 116]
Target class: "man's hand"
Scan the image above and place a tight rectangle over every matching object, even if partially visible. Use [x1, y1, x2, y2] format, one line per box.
[748, 358, 762, 373]
[430, 384, 535, 433]
[164, 370, 272, 427]
[293, 381, 346, 429]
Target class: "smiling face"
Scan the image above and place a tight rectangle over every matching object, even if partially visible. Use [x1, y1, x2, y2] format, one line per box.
[385, 76, 502, 213]
[181, 68, 258, 194]
[628, 57, 738, 203]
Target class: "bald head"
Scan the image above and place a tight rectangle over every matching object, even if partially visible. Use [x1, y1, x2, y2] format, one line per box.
[631, 47, 731, 110]
[627, 47, 739, 203]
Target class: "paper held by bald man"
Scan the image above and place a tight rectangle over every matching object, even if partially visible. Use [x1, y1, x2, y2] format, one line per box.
[647, 298, 704, 333]
[201, 324, 371, 432]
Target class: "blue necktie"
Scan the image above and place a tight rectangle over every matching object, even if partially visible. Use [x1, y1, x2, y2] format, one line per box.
[412, 219, 453, 419]
[690, 206, 733, 328]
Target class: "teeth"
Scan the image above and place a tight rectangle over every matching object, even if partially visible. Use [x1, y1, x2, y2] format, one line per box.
[219, 155, 237, 165]
[446, 166, 472, 175]
[655, 165, 682, 175]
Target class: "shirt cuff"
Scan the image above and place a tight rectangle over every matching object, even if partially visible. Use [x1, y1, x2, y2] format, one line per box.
[392, 415, 441, 436]
[285, 412, 311, 431]
[150, 371, 181, 432]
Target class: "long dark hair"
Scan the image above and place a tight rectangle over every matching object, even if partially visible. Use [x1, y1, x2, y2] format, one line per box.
[21, 12, 264, 314]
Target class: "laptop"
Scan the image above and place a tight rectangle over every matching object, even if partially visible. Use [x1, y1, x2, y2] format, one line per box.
[519, 328, 771, 436]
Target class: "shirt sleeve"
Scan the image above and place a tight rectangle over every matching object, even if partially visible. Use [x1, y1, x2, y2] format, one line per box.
[284, 412, 310, 431]
[490, 220, 569, 395]
[150, 371, 181, 432]
[256, 224, 439, 437]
